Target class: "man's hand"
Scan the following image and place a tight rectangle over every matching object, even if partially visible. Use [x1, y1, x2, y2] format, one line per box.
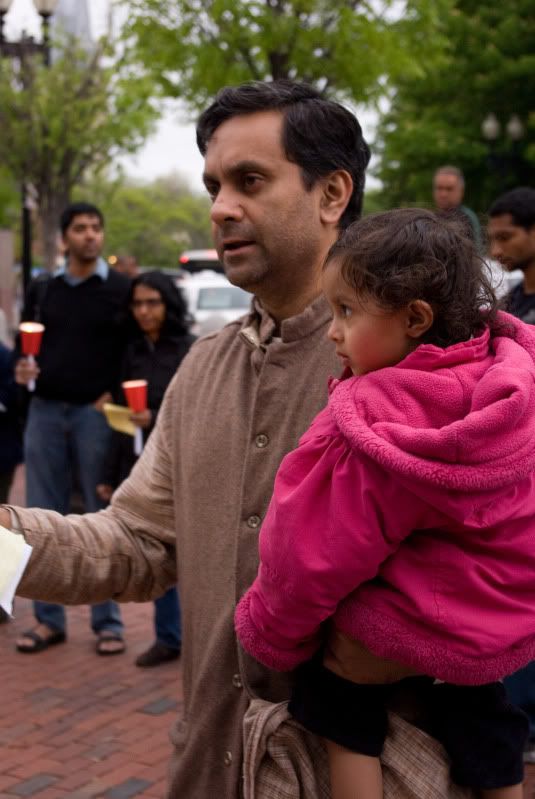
[130, 409, 152, 429]
[96, 484, 113, 503]
[93, 392, 113, 413]
[0, 507, 12, 528]
[14, 357, 39, 387]
[324, 627, 419, 684]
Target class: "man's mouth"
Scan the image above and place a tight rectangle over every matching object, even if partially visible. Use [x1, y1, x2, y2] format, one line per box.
[222, 239, 255, 253]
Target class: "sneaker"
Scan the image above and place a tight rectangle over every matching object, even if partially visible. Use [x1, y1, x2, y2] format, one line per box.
[135, 642, 181, 668]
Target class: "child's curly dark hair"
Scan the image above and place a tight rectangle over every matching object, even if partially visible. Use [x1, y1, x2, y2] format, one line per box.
[325, 208, 498, 348]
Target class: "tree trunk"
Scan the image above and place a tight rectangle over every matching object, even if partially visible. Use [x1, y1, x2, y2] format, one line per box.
[39, 191, 69, 272]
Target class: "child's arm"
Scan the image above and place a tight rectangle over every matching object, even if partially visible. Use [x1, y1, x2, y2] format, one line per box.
[235, 433, 436, 671]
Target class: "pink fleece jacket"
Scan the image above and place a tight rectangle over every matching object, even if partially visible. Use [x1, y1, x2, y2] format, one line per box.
[235, 312, 535, 685]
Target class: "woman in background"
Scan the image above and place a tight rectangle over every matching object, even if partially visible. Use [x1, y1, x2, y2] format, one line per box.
[97, 271, 195, 667]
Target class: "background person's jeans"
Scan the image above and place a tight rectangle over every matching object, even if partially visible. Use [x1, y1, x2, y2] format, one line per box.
[24, 397, 123, 636]
[505, 661, 535, 743]
[154, 587, 181, 651]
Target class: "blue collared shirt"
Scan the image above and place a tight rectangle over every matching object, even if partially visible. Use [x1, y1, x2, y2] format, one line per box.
[53, 257, 109, 286]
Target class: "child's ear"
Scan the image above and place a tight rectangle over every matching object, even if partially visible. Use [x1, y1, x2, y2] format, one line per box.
[406, 300, 434, 339]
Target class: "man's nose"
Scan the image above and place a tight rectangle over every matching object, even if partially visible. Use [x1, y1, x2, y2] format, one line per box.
[210, 190, 244, 226]
[489, 240, 502, 260]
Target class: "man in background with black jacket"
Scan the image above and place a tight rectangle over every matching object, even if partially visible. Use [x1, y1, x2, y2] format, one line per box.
[14, 202, 130, 656]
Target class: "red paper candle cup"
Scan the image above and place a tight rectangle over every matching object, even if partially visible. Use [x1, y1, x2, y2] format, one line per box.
[19, 322, 45, 356]
[122, 379, 148, 413]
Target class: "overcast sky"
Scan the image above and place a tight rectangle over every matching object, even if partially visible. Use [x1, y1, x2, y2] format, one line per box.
[4, 0, 207, 191]
[5, 0, 377, 193]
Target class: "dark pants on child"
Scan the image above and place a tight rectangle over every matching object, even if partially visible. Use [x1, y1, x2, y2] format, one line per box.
[505, 662, 535, 744]
[290, 658, 529, 790]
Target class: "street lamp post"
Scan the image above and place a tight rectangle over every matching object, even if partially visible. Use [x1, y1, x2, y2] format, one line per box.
[0, 0, 59, 294]
[481, 112, 526, 190]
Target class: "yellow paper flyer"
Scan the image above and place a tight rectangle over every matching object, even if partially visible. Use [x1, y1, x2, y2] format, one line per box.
[103, 403, 136, 436]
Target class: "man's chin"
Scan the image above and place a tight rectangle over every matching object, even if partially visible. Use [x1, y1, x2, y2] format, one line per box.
[223, 262, 265, 292]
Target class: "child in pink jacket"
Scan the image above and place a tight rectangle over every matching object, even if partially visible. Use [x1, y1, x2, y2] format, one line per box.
[235, 208, 535, 799]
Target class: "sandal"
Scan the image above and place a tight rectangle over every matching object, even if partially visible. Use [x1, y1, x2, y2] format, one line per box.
[16, 628, 66, 654]
[96, 631, 126, 656]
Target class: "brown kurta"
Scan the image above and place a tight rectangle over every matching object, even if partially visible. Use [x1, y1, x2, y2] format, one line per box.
[10, 296, 459, 798]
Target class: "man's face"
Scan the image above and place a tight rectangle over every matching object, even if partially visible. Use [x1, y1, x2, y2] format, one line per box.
[488, 214, 535, 272]
[62, 213, 104, 263]
[202, 110, 327, 299]
[433, 173, 464, 210]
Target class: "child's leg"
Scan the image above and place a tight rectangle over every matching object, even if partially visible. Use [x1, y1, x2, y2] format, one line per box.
[326, 739, 382, 799]
[288, 657, 389, 799]
[430, 683, 529, 796]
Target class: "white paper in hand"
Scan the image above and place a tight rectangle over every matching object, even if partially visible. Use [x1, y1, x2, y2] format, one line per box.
[0, 525, 32, 615]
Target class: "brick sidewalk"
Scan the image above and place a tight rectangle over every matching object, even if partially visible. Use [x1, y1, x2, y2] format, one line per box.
[0, 598, 182, 799]
[1, 467, 183, 798]
[2, 467, 535, 798]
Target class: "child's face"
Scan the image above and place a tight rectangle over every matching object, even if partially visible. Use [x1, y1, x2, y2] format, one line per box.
[323, 260, 415, 376]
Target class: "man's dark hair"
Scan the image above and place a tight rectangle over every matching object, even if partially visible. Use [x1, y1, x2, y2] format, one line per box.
[196, 80, 371, 228]
[60, 202, 104, 235]
[488, 187, 535, 230]
[326, 208, 498, 348]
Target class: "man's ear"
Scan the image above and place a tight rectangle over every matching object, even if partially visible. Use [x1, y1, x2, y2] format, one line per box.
[319, 170, 353, 226]
[406, 300, 434, 340]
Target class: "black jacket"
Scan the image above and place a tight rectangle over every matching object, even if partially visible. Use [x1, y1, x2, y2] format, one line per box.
[102, 332, 195, 486]
[21, 270, 130, 404]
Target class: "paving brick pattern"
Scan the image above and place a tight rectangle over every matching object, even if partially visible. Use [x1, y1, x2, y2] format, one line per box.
[3, 466, 535, 798]
[0, 467, 182, 799]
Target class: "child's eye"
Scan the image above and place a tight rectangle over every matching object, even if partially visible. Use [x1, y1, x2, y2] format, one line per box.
[340, 304, 352, 318]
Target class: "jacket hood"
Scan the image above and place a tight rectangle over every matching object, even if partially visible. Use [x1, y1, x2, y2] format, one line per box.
[329, 312, 535, 516]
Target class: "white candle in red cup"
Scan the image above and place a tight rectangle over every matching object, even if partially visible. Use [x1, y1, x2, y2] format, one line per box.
[19, 322, 45, 392]
[122, 379, 148, 455]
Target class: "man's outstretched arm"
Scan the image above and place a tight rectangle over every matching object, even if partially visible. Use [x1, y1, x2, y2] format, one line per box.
[0, 376, 179, 608]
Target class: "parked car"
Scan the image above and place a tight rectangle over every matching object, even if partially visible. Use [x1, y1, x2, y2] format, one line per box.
[178, 249, 224, 275]
[179, 271, 252, 336]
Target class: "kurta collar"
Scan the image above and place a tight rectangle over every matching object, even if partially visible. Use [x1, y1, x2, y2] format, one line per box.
[239, 294, 332, 348]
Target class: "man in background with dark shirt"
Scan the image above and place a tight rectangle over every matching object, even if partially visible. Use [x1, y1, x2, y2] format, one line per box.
[488, 185, 535, 763]
[488, 187, 535, 322]
[14, 202, 130, 655]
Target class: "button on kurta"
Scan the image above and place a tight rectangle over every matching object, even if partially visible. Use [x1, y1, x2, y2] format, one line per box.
[255, 433, 269, 448]
[224, 750, 233, 766]
[247, 515, 261, 529]
[232, 673, 243, 689]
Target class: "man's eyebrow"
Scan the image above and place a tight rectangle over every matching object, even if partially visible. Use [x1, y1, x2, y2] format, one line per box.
[203, 160, 270, 184]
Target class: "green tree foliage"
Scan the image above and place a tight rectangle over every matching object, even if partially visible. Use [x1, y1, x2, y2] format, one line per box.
[376, 0, 535, 214]
[121, 0, 447, 111]
[77, 173, 212, 268]
[0, 36, 159, 269]
[0, 169, 18, 230]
